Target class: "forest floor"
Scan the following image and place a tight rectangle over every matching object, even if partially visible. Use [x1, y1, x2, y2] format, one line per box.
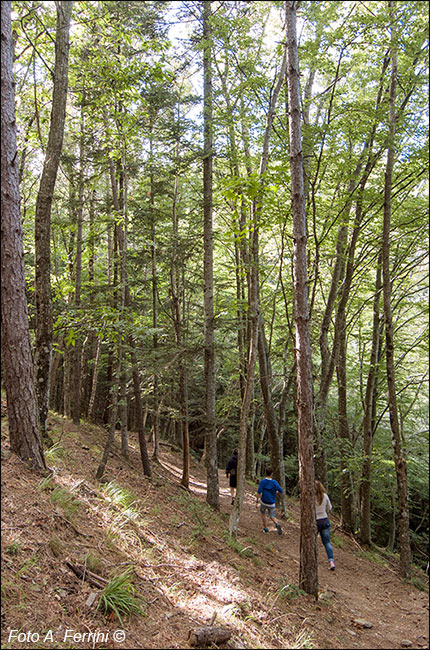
[1, 409, 428, 650]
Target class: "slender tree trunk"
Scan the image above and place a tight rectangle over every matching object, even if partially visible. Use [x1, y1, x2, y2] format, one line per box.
[258, 318, 287, 516]
[230, 20, 288, 538]
[118, 164, 128, 458]
[170, 127, 190, 488]
[382, 5, 411, 578]
[96, 346, 122, 480]
[87, 337, 101, 420]
[1, 0, 47, 473]
[202, 0, 219, 509]
[359, 256, 382, 545]
[126, 286, 151, 478]
[34, 0, 73, 439]
[229, 235, 259, 537]
[71, 107, 85, 425]
[49, 340, 63, 410]
[336, 316, 354, 532]
[286, 0, 318, 597]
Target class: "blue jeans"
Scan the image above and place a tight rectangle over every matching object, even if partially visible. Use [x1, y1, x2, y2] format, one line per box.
[317, 518, 334, 561]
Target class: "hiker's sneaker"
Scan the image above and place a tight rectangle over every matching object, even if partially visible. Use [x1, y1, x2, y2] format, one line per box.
[276, 523, 282, 535]
[263, 527, 269, 533]
[231, 498, 235, 505]
[329, 560, 335, 571]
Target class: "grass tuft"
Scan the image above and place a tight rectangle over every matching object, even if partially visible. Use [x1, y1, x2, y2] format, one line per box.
[97, 567, 145, 624]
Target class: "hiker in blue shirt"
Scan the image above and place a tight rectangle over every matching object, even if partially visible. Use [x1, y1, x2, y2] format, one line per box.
[256, 467, 283, 535]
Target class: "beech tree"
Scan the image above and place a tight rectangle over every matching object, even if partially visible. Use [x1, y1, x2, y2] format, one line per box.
[382, 1, 412, 579]
[286, 0, 318, 597]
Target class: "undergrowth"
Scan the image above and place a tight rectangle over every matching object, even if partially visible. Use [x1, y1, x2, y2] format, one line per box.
[97, 567, 145, 625]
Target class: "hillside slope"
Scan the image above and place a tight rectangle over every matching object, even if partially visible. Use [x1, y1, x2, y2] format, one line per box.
[1, 411, 428, 650]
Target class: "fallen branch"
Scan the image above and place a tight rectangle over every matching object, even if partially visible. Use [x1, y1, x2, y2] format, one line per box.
[65, 562, 108, 589]
[188, 626, 231, 647]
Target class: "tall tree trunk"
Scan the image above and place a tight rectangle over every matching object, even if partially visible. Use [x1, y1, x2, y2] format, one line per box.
[170, 125, 190, 488]
[359, 256, 382, 545]
[382, 4, 411, 579]
[71, 106, 85, 425]
[1, 0, 47, 473]
[230, 20, 288, 538]
[97, 124, 128, 479]
[229, 230, 259, 537]
[286, 0, 318, 597]
[118, 162, 128, 458]
[336, 316, 354, 532]
[34, 0, 73, 439]
[126, 287, 151, 478]
[202, 0, 219, 509]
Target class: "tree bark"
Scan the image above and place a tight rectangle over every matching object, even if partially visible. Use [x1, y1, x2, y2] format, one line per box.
[34, 0, 73, 439]
[188, 626, 231, 647]
[359, 256, 382, 545]
[382, 3, 411, 579]
[1, 0, 47, 473]
[71, 106, 85, 425]
[202, 0, 219, 509]
[286, 0, 318, 597]
[230, 17, 288, 538]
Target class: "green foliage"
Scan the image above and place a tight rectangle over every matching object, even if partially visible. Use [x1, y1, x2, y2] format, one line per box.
[45, 442, 66, 466]
[223, 533, 255, 558]
[330, 532, 344, 549]
[49, 487, 81, 520]
[5, 540, 22, 556]
[9, 0, 429, 573]
[103, 481, 138, 510]
[408, 575, 428, 593]
[274, 579, 307, 602]
[97, 567, 145, 624]
[356, 549, 388, 567]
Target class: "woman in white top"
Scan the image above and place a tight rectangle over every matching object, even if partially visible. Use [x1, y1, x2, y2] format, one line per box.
[315, 480, 335, 570]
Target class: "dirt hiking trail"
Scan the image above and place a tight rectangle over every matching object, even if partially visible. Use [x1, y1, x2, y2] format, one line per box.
[1, 414, 428, 649]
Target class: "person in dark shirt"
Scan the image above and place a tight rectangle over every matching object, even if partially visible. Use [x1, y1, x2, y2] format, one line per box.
[226, 448, 238, 504]
[256, 467, 283, 535]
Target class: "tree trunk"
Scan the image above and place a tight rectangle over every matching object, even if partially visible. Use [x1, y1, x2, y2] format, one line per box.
[258, 317, 287, 516]
[286, 0, 318, 597]
[202, 0, 219, 509]
[382, 4, 411, 579]
[1, 0, 47, 473]
[87, 336, 101, 421]
[230, 20, 288, 538]
[170, 127, 190, 488]
[71, 106, 85, 425]
[359, 256, 382, 545]
[336, 318, 354, 532]
[126, 293, 151, 478]
[34, 0, 73, 439]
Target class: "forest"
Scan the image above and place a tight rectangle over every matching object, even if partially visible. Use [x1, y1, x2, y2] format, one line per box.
[1, 0, 429, 601]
